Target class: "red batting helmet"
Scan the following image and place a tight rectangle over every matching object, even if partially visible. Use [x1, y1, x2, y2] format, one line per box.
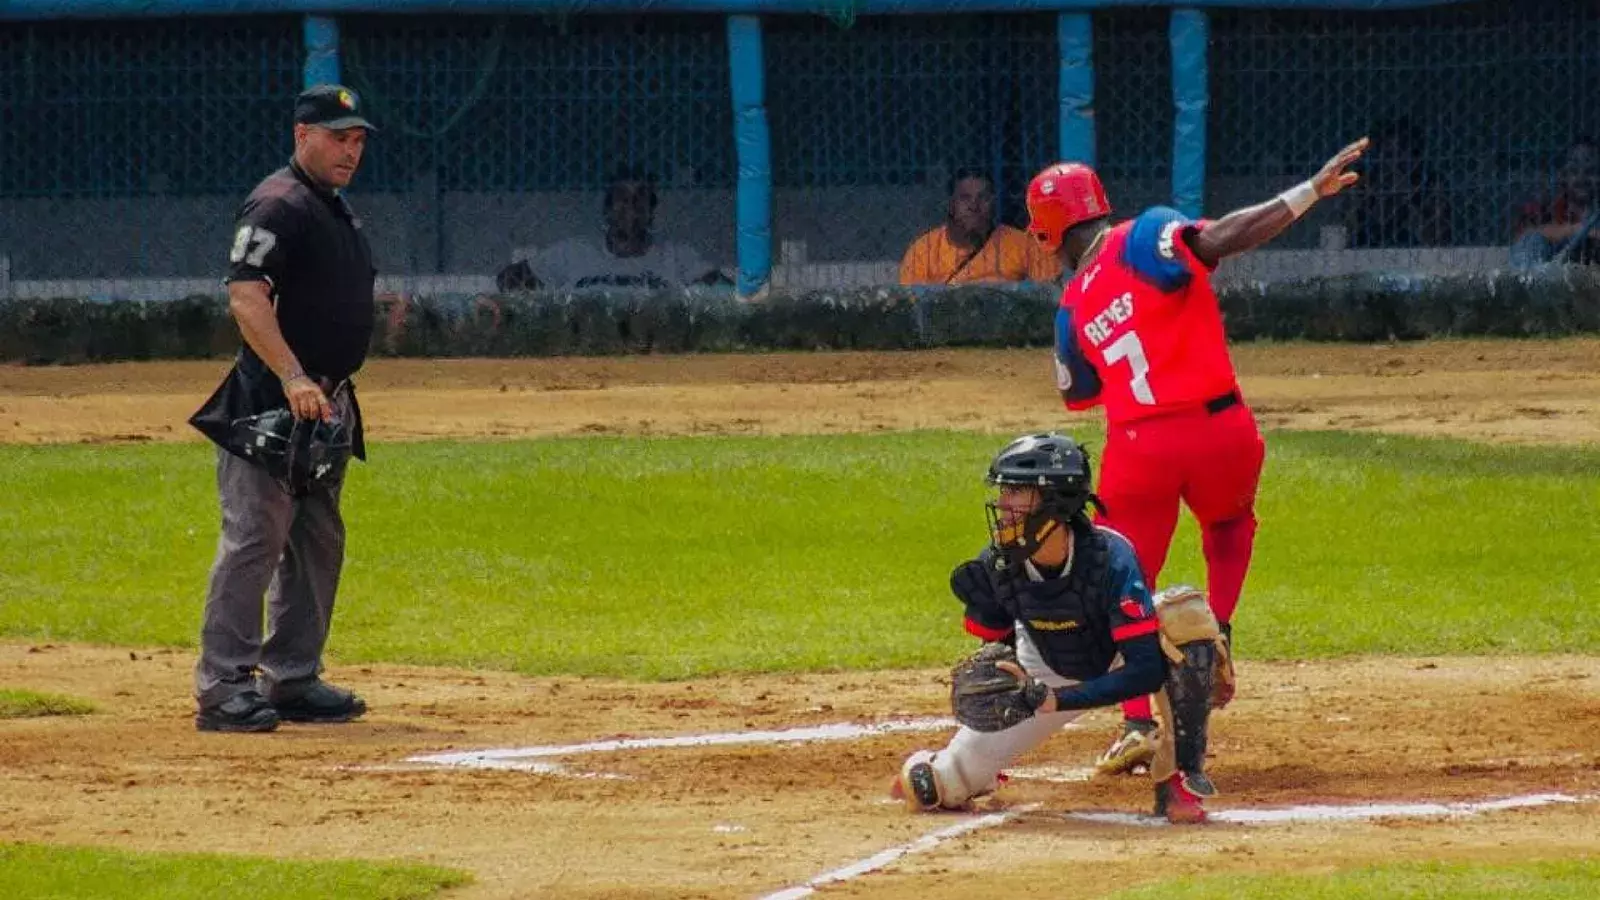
[1025, 163, 1111, 252]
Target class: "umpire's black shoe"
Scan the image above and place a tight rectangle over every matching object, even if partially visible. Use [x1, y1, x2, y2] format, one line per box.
[272, 681, 367, 724]
[196, 690, 280, 733]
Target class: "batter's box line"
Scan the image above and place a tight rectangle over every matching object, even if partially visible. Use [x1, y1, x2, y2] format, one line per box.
[757, 792, 1600, 899]
[388, 717, 981, 776]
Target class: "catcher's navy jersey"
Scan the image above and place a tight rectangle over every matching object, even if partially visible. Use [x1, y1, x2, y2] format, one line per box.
[958, 524, 1158, 682]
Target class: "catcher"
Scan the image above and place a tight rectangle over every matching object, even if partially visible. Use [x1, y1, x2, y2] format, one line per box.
[891, 432, 1232, 823]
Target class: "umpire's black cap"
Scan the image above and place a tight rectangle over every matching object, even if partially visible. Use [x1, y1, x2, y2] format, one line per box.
[294, 84, 376, 132]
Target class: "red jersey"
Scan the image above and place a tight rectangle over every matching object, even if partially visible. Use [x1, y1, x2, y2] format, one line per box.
[1053, 207, 1240, 423]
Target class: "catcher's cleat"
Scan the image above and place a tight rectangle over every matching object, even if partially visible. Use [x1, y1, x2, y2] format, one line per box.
[891, 750, 955, 812]
[1094, 717, 1158, 777]
[1154, 771, 1214, 824]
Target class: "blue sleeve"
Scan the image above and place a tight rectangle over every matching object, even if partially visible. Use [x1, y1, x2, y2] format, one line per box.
[1049, 634, 1166, 711]
[1123, 206, 1197, 292]
[1054, 305, 1103, 403]
[1103, 532, 1159, 641]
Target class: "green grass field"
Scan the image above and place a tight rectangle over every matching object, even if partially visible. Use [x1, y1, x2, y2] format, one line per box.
[0, 843, 466, 900]
[1107, 859, 1600, 900]
[2, 429, 1596, 678]
[0, 688, 95, 718]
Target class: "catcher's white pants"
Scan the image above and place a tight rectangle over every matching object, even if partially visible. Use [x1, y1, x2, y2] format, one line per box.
[927, 627, 1087, 806]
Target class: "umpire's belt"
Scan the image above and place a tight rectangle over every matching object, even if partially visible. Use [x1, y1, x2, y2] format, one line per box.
[1204, 390, 1242, 415]
[312, 375, 351, 401]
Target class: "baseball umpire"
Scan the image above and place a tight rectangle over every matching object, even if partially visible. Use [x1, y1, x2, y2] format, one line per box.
[187, 84, 378, 733]
[891, 432, 1231, 823]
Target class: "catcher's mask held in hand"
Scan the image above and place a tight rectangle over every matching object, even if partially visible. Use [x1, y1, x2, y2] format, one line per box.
[228, 408, 353, 496]
[984, 432, 1100, 570]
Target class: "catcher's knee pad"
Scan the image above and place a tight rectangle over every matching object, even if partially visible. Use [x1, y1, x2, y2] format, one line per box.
[892, 750, 949, 812]
[890, 750, 983, 812]
[1155, 585, 1236, 710]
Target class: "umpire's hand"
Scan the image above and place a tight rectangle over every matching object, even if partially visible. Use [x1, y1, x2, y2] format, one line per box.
[285, 374, 333, 422]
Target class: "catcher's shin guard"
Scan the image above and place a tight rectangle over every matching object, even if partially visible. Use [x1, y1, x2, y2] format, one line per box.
[890, 750, 953, 812]
[1169, 640, 1217, 775]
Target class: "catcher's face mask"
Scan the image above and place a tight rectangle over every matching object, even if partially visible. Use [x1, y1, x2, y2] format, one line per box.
[986, 485, 1065, 570]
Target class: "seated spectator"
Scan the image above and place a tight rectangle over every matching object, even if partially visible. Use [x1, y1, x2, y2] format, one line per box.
[503, 168, 729, 290]
[900, 167, 1062, 285]
[495, 258, 538, 292]
[1511, 138, 1600, 267]
[1343, 118, 1451, 248]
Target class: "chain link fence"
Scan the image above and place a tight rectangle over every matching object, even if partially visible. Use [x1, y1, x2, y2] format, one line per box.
[1208, 0, 1600, 280]
[340, 14, 734, 279]
[0, 0, 1595, 294]
[0, 16, 301, 285]
[1094, 8, 1175, 226]
[765, 13, 1059, 285]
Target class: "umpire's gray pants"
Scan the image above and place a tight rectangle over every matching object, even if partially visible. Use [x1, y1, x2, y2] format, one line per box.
[194, 436, 348, 708]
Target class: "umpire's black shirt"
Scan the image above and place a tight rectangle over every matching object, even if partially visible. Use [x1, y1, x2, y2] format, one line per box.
[227, 160, 375, 382]
[191, 160, 375, 460]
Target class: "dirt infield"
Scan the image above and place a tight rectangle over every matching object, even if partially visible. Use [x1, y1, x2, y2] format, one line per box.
[4, 645, 1598, 899]
[2, 338, 1599, 446]
[3, 339, 1599, 898]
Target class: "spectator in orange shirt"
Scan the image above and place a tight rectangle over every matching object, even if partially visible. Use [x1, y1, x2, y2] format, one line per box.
[900, 167, 1062, 286]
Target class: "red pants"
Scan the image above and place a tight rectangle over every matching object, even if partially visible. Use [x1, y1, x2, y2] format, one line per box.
[1094, 400, 1264, 721]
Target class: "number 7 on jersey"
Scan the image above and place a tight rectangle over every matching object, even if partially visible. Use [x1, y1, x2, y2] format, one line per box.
[1103, 331, 1156, 405]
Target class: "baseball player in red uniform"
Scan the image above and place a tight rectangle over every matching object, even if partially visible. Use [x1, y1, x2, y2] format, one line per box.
[1025, 137, 1370, 774]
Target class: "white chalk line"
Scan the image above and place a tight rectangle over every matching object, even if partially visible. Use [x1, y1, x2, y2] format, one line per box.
[400, 717, 960, 777]
[756, 804, 1039, 900]
[340, 718, 960, 780]
[1064, 791, 1599, 828]
[377, 717, 1595, 897]
[1004, 764, 1097, 784]
[759, 792, 1600, 898]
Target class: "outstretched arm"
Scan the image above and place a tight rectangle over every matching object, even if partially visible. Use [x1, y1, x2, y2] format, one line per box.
[1189, 137, 1370, 268]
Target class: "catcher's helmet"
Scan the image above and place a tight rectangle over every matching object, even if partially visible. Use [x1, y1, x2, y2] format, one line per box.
[229, 408, 353, 497]
[985, 432, 1097, 568]
[1025, 163, 1111, 252]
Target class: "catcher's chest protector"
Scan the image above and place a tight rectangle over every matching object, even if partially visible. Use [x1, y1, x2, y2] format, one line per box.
[1012, 525, 1117, 680]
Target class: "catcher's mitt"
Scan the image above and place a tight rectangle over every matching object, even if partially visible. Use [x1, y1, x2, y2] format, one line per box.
[950, 642, 1049, 733]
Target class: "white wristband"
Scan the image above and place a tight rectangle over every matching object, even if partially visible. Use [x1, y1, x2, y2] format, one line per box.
[1279, 181, 1319, 219]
